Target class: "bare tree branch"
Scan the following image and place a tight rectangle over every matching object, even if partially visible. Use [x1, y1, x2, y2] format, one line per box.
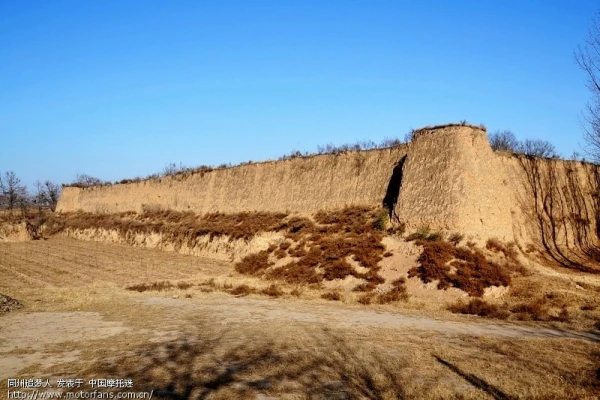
[575, 11, 600, 162]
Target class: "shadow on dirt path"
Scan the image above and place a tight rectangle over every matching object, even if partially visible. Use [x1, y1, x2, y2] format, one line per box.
[143, 296, 600, 342]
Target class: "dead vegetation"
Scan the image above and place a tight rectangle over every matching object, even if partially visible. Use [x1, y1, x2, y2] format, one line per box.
[235, 206, 390, 290]
[447, 297, 575, 323]
[46, 209, 289, 244]
[447, 299, 510, 320]
[321, 291, 342, 301]
[126, 281, 193, 292]
[408, 240, 512, 297]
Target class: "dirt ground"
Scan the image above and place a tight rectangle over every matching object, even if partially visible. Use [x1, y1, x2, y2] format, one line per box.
[1, 238, 599, 399]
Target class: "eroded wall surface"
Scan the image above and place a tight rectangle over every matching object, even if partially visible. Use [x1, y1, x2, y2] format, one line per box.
[57, 147, 408, 215]
[56, 125, 599, 261]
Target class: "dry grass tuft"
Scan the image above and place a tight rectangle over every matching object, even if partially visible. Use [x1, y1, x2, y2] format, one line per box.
[261, 284, 284, 297]
[229, 284, 254, 297]
[357, 292, 376, 305]
[321, 291, 342, 301]
[353, 282, 377, 292]
[126, 281, 176, 292]
[176, 282, 193, 290]
[448, 233, 464, 246]
[486, 238, 519, 260]
[510, 298, 550, 321]
[447, 299, 510, 320]
[408, 241, 511, 297]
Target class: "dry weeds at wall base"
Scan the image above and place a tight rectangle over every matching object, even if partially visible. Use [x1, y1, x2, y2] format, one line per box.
[407, 240, 512, 297]
[235, 206, 399, 292]
[45, 209, 289, 247]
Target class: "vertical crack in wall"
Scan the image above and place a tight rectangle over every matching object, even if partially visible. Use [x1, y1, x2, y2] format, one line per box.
[383, 155, 407, 223]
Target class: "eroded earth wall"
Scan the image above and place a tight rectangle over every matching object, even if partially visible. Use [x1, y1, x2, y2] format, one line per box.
[57, 147, 408, 215]
[56, 125, 599, 261]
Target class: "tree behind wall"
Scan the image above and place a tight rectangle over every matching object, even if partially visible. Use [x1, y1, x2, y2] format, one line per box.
[575, 11, 600, 163]
[489, 130, 558, 158]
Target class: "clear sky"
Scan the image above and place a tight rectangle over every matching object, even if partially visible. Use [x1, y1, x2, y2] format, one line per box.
[1, 0, 598, 187]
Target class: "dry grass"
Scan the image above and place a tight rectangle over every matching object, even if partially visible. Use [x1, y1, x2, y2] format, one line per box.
[45, 209, 289, 243]
[321, 291, 342, 301]
[406, 227, 443, 242]
[448, 233, 464, 246]
[235, 206, 389, 289]
[229, 284, 254, 297]
[408, 241, 512, 297]
[447, 299, 510, 320]
[261, 284, 284, 297]
[356, 279, 408, 305]
[376, 278, 409, 304]
[126, 280, 193, 292]
[2, 236, 599, 399]
[126, 281, 177, 292]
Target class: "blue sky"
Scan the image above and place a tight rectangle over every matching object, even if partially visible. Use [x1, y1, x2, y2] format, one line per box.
[1, 0, 598, 187]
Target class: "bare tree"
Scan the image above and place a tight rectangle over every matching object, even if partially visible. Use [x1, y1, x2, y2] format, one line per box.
[17, 185, 30, 216]
[488, 130, 559, 158]
[73, 173, 104, 187]
[33, 181, 46, 213]
[575, 11, 600, 162]
[0, 171, 27, 214]
[44, 181, 61, 211]
[489, 130, 519, 152]
[516, 139, 559, 159]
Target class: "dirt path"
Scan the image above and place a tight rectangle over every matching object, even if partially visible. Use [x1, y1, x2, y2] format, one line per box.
[142, 295, 600, 341]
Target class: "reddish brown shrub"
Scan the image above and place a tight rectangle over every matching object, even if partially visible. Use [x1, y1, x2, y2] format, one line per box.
[274, 249, 287, 259]
[353, 282, 377, 292]
[267, 262, 321, 284]
[235, 251, 270, 275]
[376, 287, 408, 304]
[322, 259, 357, 281]
[233, 206, 389, 288]
[408, 241, 511, 297]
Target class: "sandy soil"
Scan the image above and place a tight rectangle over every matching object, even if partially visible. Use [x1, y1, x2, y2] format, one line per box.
[1, 237, 599, 399]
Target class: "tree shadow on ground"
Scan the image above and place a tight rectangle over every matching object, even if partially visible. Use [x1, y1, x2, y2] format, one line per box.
[81, 327, 407, 399]
[433, 355, 514, 400]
